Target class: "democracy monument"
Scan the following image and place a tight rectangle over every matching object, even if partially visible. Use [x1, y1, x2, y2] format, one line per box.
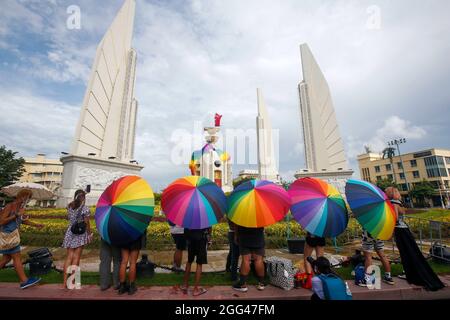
[56, 0, 352, 206]
[57, 0, 142, 206]
[294, 43, 353, 194]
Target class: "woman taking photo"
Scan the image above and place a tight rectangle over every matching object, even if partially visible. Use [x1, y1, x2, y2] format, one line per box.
[0, 189, 44, 289]
[62, 190, 92, 288]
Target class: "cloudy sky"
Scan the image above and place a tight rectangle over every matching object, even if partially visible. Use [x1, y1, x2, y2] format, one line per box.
[1, 0, 449, 191]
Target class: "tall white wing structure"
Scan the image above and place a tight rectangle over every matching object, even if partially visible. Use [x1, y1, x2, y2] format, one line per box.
[71, 0, 137, 162]
[298, 43, 348, 172]
[256, 88, 280, 183]
[57, 0, 143, 207]
[295, 43, 352, 195]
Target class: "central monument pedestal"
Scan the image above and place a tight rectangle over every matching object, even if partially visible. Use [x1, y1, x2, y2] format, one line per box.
[56, 155, 143, 207]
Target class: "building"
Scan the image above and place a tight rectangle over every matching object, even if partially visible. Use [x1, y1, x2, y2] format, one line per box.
[232, 169, 259, 187]
[256, 88, 280, 183]
[294, 43, 353, 194]
[189, 116, 233, 193]
[57, 0, 143, 207]
[357, 148, 450, 207]
[20, 154, 63, 207]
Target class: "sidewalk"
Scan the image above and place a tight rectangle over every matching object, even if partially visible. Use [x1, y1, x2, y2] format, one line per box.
[1, 275, 449, 300]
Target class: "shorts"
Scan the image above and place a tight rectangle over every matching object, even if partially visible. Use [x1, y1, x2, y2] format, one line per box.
[172, 234, 187, 251]
[305, 234, 326, 247]
[239, 245, 265, 257]
[362, 232, 384, 252]
[187, 239, 208, 265]
[119, 236, 143, 251]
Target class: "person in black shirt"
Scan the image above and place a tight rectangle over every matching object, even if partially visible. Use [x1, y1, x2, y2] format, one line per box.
[181, 227, 211, 296]
[232, 226, 266, 292]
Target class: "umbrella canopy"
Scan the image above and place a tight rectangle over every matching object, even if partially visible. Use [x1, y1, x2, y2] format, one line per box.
[345, 179, 396, 240]
[1, 182, 54, 200]
[288, 177, 348, 238]
[161, 176, 227, 229]
[95, 175, 154, 246]
[227, 179, 290, 228]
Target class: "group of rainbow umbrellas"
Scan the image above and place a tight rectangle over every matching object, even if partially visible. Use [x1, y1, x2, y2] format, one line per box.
[93, 174, 397, 247]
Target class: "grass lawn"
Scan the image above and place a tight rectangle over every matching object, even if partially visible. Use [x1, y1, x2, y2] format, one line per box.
[406, 209, 450, 221]
[1, 261, 449, 286]
[0, 269, 259, 286]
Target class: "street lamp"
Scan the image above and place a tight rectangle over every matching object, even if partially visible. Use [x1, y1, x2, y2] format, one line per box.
[387, 138, 414, 208]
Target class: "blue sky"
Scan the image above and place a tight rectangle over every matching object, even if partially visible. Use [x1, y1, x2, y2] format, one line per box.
[1, 0, 449, 191]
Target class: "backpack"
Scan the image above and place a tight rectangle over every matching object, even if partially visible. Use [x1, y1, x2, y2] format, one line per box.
[317, 274, 352, 300]
[354, 263, 366, 286]
[265, 256, 296, 290]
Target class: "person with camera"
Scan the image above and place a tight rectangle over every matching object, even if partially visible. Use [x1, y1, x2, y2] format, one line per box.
[62, 189, 93, 289]
[0, 189, 44, 289]
[308, 256, 352, 300]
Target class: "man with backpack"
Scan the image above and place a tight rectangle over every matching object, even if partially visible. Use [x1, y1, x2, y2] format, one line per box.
[308, 256, 352, 300]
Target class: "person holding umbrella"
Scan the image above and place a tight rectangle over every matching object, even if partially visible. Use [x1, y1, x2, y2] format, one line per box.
[162, 176, 228, 297]
[227, 180, 291, 292]
[386, 187, 444, 291]
[0, 189, 44, 289]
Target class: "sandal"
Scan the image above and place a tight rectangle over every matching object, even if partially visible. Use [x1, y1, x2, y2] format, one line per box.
[180, 286, 188, 294]
[192, 287, 207, 296]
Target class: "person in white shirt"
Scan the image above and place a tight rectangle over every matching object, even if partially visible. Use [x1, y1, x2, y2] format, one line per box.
[169, 220, 186, 272]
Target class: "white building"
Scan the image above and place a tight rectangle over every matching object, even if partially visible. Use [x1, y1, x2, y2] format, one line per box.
[295, 43, 353, 194]
[57, 0, 143, 207]
[256, 88, 281, 184]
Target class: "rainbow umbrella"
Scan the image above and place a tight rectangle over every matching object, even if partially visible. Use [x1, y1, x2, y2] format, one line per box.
[227, 179, 290, 228]
[288, 177, 348, 238]
[161, 176, 227, 229]
[345, 179, 396, 240]
[95, 175, 154, 246]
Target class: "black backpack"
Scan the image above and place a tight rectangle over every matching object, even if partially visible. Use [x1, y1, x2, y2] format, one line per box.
[136, 254, 155, 278]
[27, 248, 53, 276]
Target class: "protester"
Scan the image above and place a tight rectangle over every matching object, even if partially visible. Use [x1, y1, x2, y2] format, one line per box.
[99, 239, 121, 291]
[232, 226, 266, 292]
[0, 189, 44, 289]
[386, 187, 444, 291]
[304, 232, 325, 275]
[62, 190, 93, 289]
[181, 227, 211, 296]
[309, 256, 352, 300]
[169, 220, 186, 272]
[118, 232, 146, 295]
[360, 229, 394, 286]
[226, 219, 240, 282]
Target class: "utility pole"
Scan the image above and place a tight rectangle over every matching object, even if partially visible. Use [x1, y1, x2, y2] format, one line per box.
[387, 138, 414, 208]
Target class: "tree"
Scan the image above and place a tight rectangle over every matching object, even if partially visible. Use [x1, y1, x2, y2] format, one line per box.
[233, 176, 253, 189]
[376, 178, 398, 191]
[410, 180, 435, 207]
[280, 178, 292, 191]
[0, 145, 25, 189]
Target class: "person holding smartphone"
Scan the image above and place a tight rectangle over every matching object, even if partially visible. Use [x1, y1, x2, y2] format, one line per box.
[62, 189, 93, 289]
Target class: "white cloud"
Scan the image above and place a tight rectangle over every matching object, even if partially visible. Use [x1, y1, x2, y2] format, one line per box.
[0, 0, 449, 190]
[345, 115, 427, 159]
